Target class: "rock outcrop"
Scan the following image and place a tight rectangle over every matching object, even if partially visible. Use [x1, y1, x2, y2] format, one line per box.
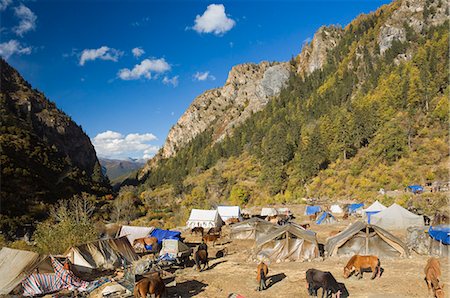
[296, 25, 343, 77]
[164, 62, 290, 158]
[378, 0, 448, 54]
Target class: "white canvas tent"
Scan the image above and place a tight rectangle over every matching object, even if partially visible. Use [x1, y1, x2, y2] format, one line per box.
[186, 209, 223, 228]
[159, 239, 191, 258]
[371, 203, 424, 230]
[261, 208, 278, 217]
[364, 201, 387, 213]
[118, 225, 154, 245]
[0, 247, 41, 295]
[330, 204, 343, 214]
[217, 206, 242, 221]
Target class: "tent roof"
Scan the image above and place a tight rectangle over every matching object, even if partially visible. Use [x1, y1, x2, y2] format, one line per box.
[188, 209, 220, 222]
[305, 206, 321, 215]
[316, 212, 336, 224]
[428, 225, 450, 245]
[364, 201, 387, 212]
[325, 221, 409, 257]
[261, 208, 278, 216]
[118, 225, 154, 244]
[0, 247, 41, 294]
[256, 224, 317, 248]
[371, 203, 423, 229]
[217, 206, 241, 218]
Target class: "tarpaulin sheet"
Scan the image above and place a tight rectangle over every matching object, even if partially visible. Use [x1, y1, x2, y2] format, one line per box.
[316, 212, 336, 225]
[348, 203, 364, 213]
[150, 229, 181, 245]
[428, 225, 450, 245]
[22, 257, 90, 296]
[305, 206, 321, 215]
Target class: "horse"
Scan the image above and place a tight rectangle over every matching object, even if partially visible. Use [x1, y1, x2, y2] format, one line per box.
[306, 269, 344, 298]
[202, 234, 220, 246]
[343, 255, 381, 280]
[194, 249, 209, 271]
[133, 237, 159, 252]
[256, 262, 269, 291]
[207, 226, 222, 236]
[424, 257, 445, 298]
[309, 213, 318, 221]
[299, 223, 310, 229]
[342, 213, 349, 220]
[226, 218, 240, 225]
[134, 271, 166, 298]
[191, 227, 204, 236]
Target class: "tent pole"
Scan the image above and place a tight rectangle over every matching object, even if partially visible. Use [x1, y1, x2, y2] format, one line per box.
[365, 226, 369, 255]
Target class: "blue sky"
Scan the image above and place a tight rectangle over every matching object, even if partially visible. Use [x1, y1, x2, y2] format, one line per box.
[0, 0, 391, 160]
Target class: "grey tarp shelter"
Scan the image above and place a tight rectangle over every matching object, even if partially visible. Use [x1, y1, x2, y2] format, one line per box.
[230, 217, 279, 240]
[255, 224, 319, 262]
[65, 236, 139, 273]
[0, 247, 41, 295]
[325, 221, 409, 257]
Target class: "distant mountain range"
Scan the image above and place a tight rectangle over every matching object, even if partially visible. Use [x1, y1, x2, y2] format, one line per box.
[99, 157, 145, 184]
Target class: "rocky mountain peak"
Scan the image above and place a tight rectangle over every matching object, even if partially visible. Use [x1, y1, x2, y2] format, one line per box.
[296, 25, 344, 77]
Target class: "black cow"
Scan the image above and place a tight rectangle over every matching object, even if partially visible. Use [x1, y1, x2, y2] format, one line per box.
[306, 269, 348, 298]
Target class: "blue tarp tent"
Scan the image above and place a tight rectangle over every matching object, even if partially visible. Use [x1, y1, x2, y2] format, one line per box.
[348, 203, 364, 214]
[305, 206, 321, 215]
[150, 229, 181, 245]
[316, 212, 336, 225]
[407, 185, 423, 194]
[428, 225, 450, 245]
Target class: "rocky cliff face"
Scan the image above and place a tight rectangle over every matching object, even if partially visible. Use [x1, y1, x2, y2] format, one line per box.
[378, 0, 448, 54]
[0, 59, 109, 238]
[296, 26, 343, 77]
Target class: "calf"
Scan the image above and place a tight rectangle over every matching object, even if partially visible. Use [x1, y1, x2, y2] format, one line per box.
[134, 272, 166, 298]
[424, 257, 445, 298]
[256, 262, 269, 291]
[306, 269, 345, 298]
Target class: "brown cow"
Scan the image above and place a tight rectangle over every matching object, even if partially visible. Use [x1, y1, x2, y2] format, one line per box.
[202, 234, 220, 246]
[256, 262, 269, 291]
[424, 257, 445, 298]
[343, 255, 381, 280]
[134, 272, 166, 298]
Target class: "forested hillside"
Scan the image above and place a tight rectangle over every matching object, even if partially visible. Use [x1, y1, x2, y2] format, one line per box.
[129, 0, 449, 227]
[0, 59, 110, 239]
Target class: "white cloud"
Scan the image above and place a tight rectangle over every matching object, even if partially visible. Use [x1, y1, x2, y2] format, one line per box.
[0, 40, 31, 59]
[163, 75, 179, 87]
[132, 47, 145, 58]
[0, 0, 12, 11]
[13, 4, 37, 36]
[193, 71, 216, 81]
[118, 58, 170, 80]
[191, 4, 235, 35]
[79, 46, 122, 66]
[92, 130, 159, 160]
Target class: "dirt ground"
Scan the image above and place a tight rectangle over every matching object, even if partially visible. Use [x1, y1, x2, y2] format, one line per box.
[121, 204, 450, 297]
